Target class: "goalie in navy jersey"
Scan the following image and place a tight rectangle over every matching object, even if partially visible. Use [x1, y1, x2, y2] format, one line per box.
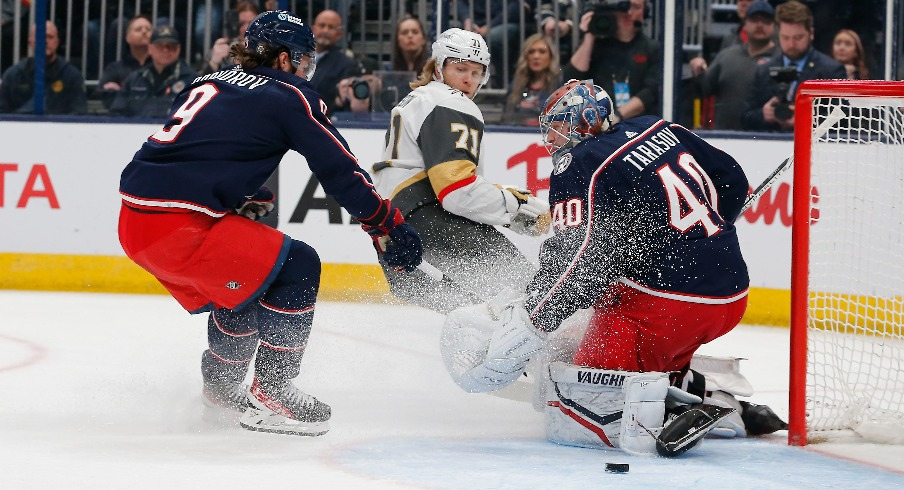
[440, 80, 785, 456]
[370, 28, 550, 314]
[117, 11, 422, 437]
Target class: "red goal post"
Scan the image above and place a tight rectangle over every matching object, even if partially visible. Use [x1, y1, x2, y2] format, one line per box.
[789, 80, 904, 446]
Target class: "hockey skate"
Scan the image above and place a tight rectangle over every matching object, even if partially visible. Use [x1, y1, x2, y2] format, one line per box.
[740, 401, 788, 435]
[239, 376, 331, 436]
[202, 377, 249, 411]
[201, 350, 249, 412]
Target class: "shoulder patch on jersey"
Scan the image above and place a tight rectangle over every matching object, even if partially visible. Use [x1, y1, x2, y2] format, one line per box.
[625, 131, 638, 139]
[552, 153, 573, 175]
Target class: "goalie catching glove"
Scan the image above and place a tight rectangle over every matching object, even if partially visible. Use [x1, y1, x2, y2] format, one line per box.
[441, 288, 546, 393]
[360, 200, 423, 272]
[236, 186, 275, 220]
[501, 186, 551, 237]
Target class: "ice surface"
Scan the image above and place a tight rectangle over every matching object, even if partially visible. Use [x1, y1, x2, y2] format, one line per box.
[1, 291, 902, 488]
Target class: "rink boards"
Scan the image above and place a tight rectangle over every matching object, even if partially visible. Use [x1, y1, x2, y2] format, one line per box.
[0, 119, 797, 325]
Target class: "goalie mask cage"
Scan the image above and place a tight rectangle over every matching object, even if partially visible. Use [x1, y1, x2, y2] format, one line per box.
[789, 80, 904, 446]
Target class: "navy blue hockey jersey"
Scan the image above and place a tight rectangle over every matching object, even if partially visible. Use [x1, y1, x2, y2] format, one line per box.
[526, 116, 750, 332]
[120, 66, 386, 223]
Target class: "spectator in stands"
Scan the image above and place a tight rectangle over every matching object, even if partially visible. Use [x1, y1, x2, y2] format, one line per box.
[692, 1, 777, 130]
[334, 57, 380, 115]
[310, 9, 356, 115]
[688, 0, 755, 77]
[536, 1, 578, 62]
[563, 0, 660, 121]
[719, 0, 753, 52]
[741, 0, 845, 132]
[502, 33, 560, 126]
[110, 25, 197, 118]
[457, 0, 537, 88]
[832, 29, 870, 80]
[537, 1, 574, 39]
[1, 0, 30, 74]
[388, 14, 427, 72]
[810, 0, 884, 76]
[79, 2, 184, 80]
[201, 1, 260, 75]
[96, 15, 152, 109]
[191, 0, 228, 60]
[0, 20, 87, 115]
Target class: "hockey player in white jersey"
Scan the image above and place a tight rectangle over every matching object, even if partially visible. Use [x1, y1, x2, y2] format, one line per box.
[371, 28, 550, 313]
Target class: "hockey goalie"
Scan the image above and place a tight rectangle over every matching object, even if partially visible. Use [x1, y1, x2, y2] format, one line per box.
[440, 80, 786, 456]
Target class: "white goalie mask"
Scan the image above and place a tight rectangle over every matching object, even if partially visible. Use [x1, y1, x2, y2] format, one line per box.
[431, 28, 491, 88]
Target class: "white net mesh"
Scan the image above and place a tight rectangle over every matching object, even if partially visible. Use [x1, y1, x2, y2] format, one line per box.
[806, 96, 904, 442]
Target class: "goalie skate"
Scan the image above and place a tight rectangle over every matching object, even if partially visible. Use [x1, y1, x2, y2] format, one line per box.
[655, 404, 737, 457]
[740, 401, 788, 436]
[239, 376, 331, 436]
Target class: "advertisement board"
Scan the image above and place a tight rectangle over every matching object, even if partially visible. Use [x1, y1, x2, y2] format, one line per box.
[0, 120, 799, 323]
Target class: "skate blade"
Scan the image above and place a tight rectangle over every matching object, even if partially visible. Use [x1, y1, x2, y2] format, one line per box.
[657, 404, 737, 457]
[239, 408, 330, 437]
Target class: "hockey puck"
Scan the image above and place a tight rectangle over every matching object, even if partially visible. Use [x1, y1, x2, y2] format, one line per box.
[605, 463, 629, 473]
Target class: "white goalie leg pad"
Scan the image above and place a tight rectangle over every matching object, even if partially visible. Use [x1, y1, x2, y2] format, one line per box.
[620, 374, 670, 455]
[688, 355, 753, 438]
[544, 361, 668, 454]
[689, 355, 754, 397]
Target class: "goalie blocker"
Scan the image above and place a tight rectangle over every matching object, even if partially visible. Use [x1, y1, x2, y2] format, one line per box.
[546, 361, 736, 456]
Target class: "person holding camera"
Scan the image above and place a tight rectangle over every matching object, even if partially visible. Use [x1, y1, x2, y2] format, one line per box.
[741, 0, 845, 132]
[334, 57, 380, 114]
[563, 0, 660, 122]
[201, 1, 260, 76]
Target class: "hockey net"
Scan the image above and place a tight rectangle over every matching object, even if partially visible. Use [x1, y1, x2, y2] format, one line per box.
[789, 80, 904, 446]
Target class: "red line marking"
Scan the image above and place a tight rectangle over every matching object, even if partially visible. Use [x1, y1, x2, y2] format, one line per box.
[0, 333, 47, 373]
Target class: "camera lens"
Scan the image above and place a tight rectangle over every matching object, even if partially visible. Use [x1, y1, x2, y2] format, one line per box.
[352, 80, 370, 100]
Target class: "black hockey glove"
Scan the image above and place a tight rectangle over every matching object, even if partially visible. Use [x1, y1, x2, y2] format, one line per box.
[236, 186, 275, 220]
[361, 204, 423, 272]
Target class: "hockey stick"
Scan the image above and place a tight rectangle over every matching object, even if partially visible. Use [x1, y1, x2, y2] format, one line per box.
[375, 235, 479, 300]
[416, 261, 483, 303]
[739, 106, 846, 214]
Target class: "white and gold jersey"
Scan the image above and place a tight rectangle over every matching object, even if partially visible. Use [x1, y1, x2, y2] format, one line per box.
[372, 81, 512, 225]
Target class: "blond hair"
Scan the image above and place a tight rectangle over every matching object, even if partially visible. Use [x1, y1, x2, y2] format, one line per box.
[506, 34, 561, 111]
[410, 57, 438, 90]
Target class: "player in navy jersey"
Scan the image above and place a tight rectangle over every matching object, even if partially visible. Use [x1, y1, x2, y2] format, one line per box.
[117, 10, 422, 437]
[529, 79, 750, 371]
[439, 80, 768, 455]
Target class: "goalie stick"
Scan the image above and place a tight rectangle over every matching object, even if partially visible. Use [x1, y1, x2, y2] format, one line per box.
[739, 105, 846, 214]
